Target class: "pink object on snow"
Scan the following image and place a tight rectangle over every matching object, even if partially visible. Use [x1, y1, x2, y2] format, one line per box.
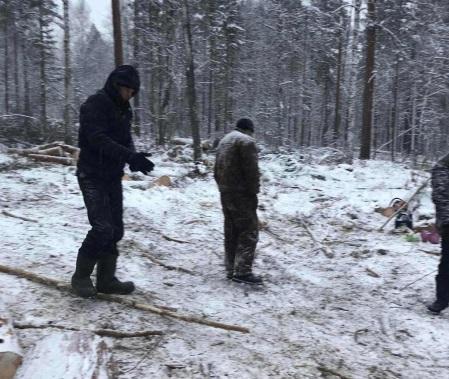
[420, 230, 440, 244]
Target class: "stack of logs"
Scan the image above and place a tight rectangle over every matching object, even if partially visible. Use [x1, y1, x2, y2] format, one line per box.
[8, 141, 79, 166]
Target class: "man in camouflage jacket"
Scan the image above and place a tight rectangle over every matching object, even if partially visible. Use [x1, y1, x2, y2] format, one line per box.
[429, 153, 449, 312]
[214, 118, 263, 285]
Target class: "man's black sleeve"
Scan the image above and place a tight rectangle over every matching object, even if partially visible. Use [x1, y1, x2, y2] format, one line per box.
[80, 100, 133, 162]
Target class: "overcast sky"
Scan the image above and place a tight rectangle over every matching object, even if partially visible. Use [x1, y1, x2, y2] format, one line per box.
[85, 0, 111, 34]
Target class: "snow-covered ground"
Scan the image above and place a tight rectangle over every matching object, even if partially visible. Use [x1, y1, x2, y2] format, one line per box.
[1, 147, 447, 379]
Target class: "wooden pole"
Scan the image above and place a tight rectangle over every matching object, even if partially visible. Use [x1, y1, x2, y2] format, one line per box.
[0, 264, 250, 334]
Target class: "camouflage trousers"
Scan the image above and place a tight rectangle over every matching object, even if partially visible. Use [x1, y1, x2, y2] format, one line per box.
[220, 193, 259, 276]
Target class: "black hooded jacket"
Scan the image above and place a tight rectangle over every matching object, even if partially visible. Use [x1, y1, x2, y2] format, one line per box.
[77, 65, 140, 180]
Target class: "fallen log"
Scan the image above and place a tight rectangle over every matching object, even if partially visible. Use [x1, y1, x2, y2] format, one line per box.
[27, 154, 74, 166]
[36, 146, 64, 157]
[34, 141, 65, 150]
[58, 144, 79, 155]
[14, 332, 112, 379]
[13, 323, 163, 338]
[0, 264, 249, 334]
[0, 300, 23, 379]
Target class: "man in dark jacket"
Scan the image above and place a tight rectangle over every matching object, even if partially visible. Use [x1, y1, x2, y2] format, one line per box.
[72, 65, 155, 298]
[428, 153, 449, 313]
[214, 118, 262, 285]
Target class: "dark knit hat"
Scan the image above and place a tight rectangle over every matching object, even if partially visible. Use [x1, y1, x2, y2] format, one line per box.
[236, 118, 254, 132]
[106, 65, 140, 94]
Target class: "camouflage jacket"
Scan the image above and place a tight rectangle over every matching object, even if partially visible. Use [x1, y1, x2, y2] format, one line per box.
[214, 129, 260, 195]
[432, 153, 449, 227]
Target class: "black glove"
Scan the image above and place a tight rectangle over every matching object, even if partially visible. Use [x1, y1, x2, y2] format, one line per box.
[128, 152, 154, 175]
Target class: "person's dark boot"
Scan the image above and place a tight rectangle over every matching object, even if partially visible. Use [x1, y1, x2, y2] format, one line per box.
[232, 273, 263, 285]
[96, 255, 135, 295]
[71, 254, 97, 298]
[427, 300, 448, 314]
[428, 276, 449, 313]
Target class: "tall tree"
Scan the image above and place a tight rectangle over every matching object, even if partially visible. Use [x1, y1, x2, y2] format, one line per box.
[63, 0, 72, 144]
[112, 0, 124, 66]
[359, 0, 377, 159]
[183, 0, 201, 161]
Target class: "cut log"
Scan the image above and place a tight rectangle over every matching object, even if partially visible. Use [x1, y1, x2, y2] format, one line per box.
[58, 144, 79, 155]
[15, 331, 113, 379]
[0, 301, 23, 379]
[8, 142, 79, 162]
[34, 141, 65, 150]
[153, 175, 172, 187]
[36, 146, 64, 157]
[27, 154, 74, 166]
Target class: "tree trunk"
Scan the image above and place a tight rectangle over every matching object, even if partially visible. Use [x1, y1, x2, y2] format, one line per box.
[359, 0, 376, 160]
[332, 23, 344, 145]
[183, 0, 202, 161]
[38, 2, 48, 134]
[4, 0, 9, 114]
[63, 0, 72, 145]
[132, 0, 141, 136]
[13, 7, 20, 113]
[390, 54, 400, 161]
[344, 0, 361, 159]
[112, 0, 124, 66]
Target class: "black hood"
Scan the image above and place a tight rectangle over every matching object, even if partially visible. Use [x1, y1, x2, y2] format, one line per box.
[103, 65, 140, 103]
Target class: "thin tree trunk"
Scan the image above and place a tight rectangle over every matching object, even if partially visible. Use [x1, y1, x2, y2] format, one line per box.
[333, 21, 344, 145]
[345, 0, 361, 159]
[390, 54, 400, 161]
[38, 2, 48, 134]
[132, 0, 141, 136]
[63, 0, 72, 145]
[183, 0, 202, 161]
[4, 0, 9, 114]
[112, 0, 124, 66]
[13, 8, 20, 113]
[359, 0, 376, 160]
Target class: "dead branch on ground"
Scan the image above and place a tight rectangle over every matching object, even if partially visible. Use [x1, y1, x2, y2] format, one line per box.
[13, 322, 163, 338]
[0, 264, 249, 334]
[2, 210, 39, 223]
[366, 268, 380, 278]
[140, 251, 196, 275]
[162, 235, 191, 244]
[295, 219, 335, 258]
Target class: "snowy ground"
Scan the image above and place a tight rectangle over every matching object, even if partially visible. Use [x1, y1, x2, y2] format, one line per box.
[1, 147, 448, 379]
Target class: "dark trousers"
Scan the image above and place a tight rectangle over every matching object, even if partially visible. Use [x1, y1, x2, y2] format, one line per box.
[436, 237, 449, 303]
[220, 193, 259, 276]
[77, 175, 124, 260]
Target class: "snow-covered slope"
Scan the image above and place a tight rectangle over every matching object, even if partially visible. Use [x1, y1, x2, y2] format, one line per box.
[0, 149, 446, 379]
